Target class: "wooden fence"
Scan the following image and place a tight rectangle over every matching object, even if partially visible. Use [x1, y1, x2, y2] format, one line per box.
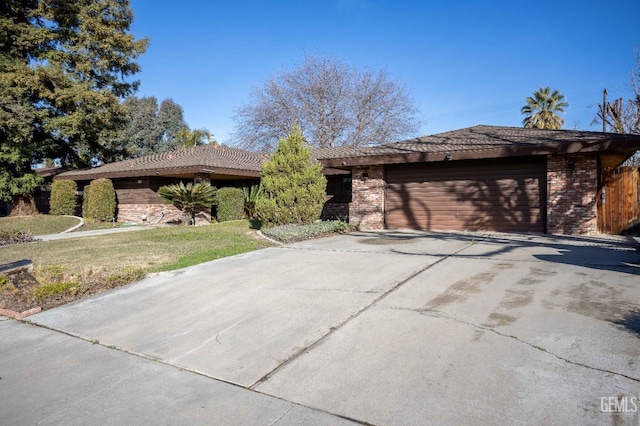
[597, 166, 640, 234]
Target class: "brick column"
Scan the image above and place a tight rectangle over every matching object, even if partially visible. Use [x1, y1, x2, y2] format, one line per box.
[547, 154, 598, 234]
[349, 165, 384, 230]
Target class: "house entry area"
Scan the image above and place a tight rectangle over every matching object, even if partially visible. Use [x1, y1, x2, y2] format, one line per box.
[385, 157, 547, 233]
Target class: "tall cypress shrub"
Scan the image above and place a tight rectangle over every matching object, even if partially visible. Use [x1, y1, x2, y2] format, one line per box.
[83, 179, 116, 222]
[50, 180, 77, 215]
[255, 125, 327, 226]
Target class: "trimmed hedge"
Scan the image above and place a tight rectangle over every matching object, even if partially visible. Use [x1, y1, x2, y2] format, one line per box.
[50, 180, 77, 215]
[216, 187, 244, 222]
[83, 178, 116, 222]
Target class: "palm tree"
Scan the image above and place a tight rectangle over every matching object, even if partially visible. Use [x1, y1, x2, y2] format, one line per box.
[242, 184, 261, 219]
[176, 128, 215, 148]
[521, 86, 568, 129]
[157, 182, 217, 225]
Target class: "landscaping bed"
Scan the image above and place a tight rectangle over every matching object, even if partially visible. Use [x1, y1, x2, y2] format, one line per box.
[261, 220, 353, 243]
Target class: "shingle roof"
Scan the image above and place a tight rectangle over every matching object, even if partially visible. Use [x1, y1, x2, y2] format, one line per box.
[57, 144, 266, 180]
[316, 125, 640, 166]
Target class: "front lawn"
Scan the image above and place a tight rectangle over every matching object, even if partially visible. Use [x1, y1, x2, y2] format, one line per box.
[0, 220, 273, 313]
[0, 215, 81, 235]
[0, 220, 272, 273]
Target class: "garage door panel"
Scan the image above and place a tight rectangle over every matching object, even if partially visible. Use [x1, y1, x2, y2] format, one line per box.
[385, 158, 545, 232]
[386, 186, 541, 200]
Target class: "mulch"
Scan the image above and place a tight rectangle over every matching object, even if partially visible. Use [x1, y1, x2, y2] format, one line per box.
[0, 270, 41, 316]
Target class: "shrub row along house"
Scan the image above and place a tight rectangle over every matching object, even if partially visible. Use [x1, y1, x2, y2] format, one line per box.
[52, 125, 640, 234]
[55, 145, 265, 224]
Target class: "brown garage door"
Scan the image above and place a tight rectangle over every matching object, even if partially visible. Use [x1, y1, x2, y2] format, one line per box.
[385, 157, 546, 232]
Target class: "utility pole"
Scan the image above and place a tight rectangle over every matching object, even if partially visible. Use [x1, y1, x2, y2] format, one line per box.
[602, 88, 607, 132]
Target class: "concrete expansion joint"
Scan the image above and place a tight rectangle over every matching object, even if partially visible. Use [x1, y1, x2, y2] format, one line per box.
[19, 318, 368, 425]
[248, 242, 475, 391]
[399, 308, 640, 384]
[20, 318, 250, 388]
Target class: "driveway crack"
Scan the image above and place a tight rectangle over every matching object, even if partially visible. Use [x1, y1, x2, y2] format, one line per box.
[247, 243, 474, 390]
[395, 307, 640, 384]
[269, 405, 294, 425]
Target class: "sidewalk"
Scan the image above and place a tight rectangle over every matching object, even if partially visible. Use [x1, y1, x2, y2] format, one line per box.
[0, 317, 354, 425]
[38, 225, 160, 241]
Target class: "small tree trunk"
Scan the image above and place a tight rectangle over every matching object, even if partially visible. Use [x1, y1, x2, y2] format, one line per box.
[181, 209, 193, 226]
[10, 194, 39, 216]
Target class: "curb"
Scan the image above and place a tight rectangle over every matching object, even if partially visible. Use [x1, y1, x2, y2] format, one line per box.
[0, 306, 42, 320]
[60, 215, 84, 233]
[256, 230, 283, 245]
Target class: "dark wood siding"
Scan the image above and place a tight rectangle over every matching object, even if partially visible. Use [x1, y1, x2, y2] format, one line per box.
[114, 177, 178, 205]
[385, 157, 546, 232]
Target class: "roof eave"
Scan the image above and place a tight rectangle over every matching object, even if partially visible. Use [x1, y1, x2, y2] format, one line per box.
[319, 136, 640, 168]
[55, 165, 261, 181]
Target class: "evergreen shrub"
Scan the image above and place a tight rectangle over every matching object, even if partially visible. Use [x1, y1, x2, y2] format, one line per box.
[83, 178, 116, 222]
[255, 126, 327, 226]
[216, 187, 245, 222]
[50, 180, 77, 215]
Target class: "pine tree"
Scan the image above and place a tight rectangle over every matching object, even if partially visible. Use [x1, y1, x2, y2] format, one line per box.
[255, 126, 327, 226]
[0, 0, 148, 203]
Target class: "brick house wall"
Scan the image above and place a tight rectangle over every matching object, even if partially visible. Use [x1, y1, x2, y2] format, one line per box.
[546, 153, 598, 234]
[117, 203, 182, 224]
[114, 174, 212, 225]
[349, 165, 385, 230]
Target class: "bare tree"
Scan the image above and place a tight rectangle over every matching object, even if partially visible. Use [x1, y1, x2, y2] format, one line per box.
[593, 51, 640, 166]
[594, 96, 640, 134]
[232, 55, 420, 151]
[632, 48, 640, 101]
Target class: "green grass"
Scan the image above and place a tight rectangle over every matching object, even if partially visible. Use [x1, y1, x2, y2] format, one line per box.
[33, 281, 81, 302]
[0, 215, 81, 235]
[0, 220, 273, 273]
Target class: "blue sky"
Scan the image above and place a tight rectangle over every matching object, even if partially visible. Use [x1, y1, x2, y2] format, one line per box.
[129, 0, 640, 145]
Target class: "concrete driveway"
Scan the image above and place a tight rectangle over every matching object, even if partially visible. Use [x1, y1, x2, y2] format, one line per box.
[2, 231, 639, 425]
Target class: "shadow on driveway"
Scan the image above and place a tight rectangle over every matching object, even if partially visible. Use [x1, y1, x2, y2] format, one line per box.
[356, 230, 640, 276]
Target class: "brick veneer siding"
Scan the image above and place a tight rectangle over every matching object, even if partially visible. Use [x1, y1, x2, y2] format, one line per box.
[117, 203, 181, 224]
[547, 153, 598, 235]
[349, 165, 384, 230]
[117, 204, 211, 225]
